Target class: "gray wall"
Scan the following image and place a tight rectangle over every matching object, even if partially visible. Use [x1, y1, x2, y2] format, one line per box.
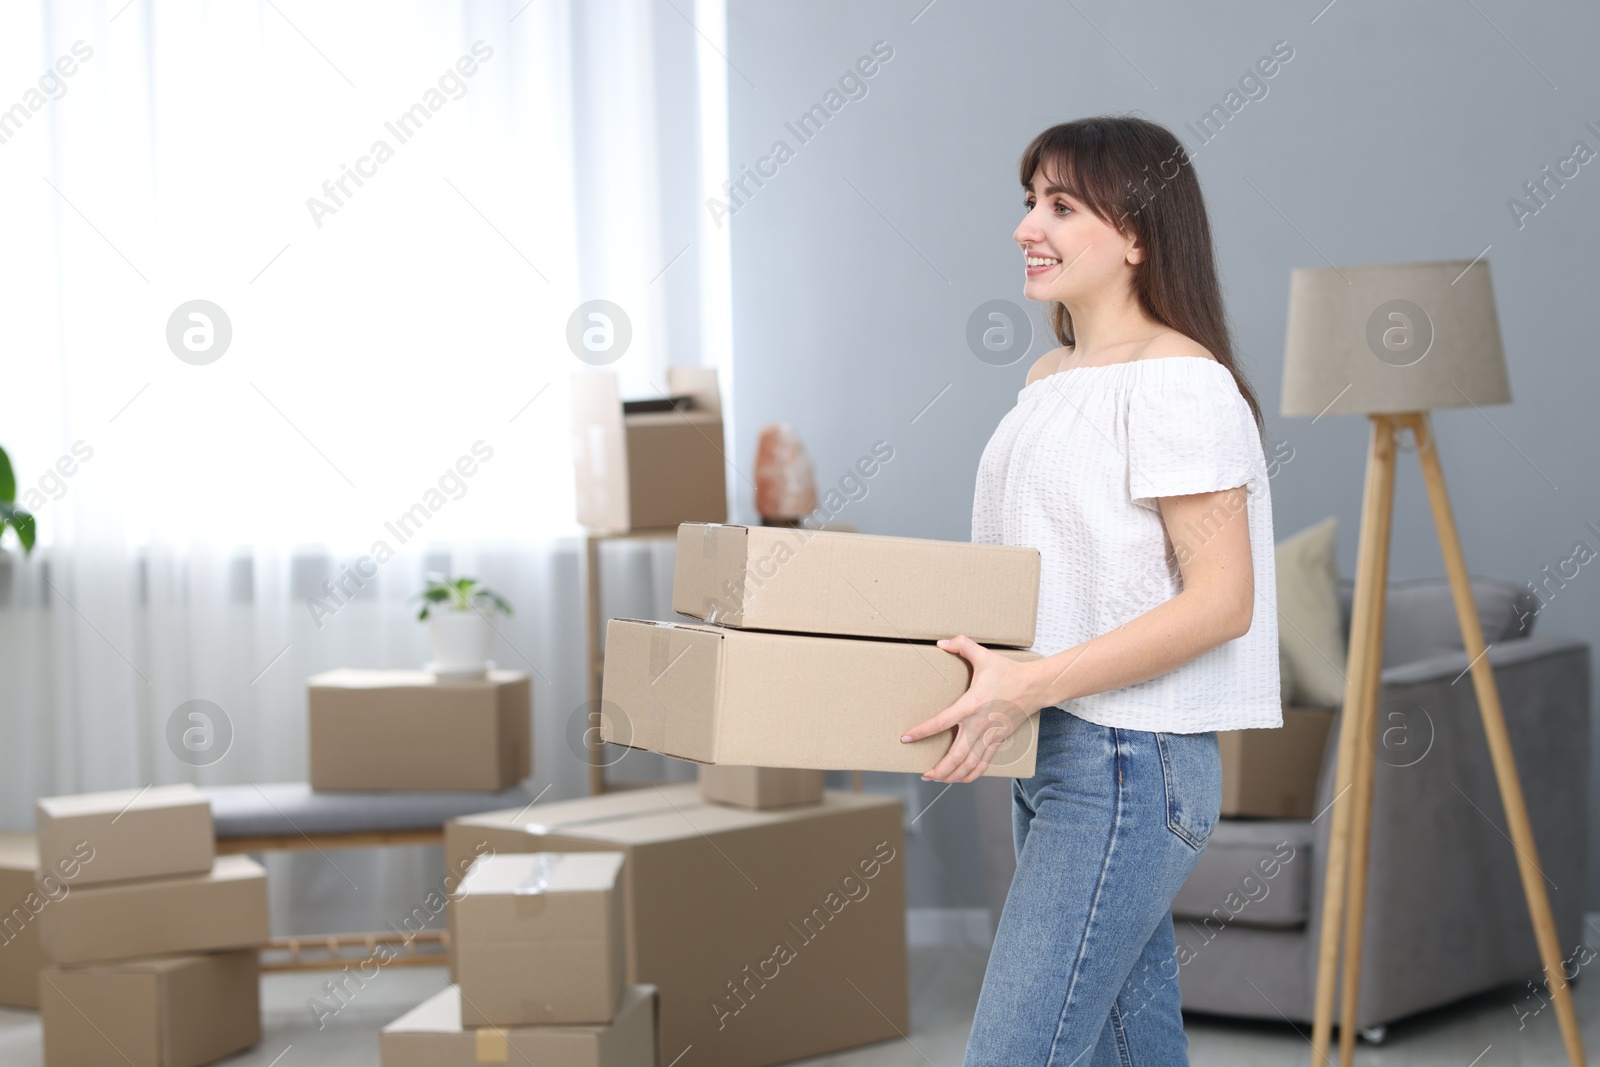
[724, 0, 1600, 910]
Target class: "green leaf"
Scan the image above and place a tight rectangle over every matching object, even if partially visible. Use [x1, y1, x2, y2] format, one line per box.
[0, 501, 35, 555]
[0, 446, 14, 504]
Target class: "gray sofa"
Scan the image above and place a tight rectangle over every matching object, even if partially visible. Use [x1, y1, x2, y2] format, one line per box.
[974, 575, 1591, 1031]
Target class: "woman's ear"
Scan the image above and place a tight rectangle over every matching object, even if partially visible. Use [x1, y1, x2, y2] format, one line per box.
[1125, 233, 1145, 265]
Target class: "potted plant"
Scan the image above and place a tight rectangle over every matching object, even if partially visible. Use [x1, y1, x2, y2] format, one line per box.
[0, 445, 35, 556]
[410, 574, 513, 679]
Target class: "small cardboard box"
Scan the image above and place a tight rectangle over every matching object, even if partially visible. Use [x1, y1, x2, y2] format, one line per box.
[35, 784, 214, 887]
[601, 619, 1040, 778]
[308, 669, 532, 791]
[382, 984, 656, 1067]
[456, 852, 627, 1026]
[674, 522, 1041, 647]
[41, 949, 260, 1067]
[40, 855, 269, 966]
[698, 766, 825, 810]
[571, 367, 728, 533]
[0, 833, 51, 1009]
[445, 784, 907, 1067]
[1219, 706, 1336, 818]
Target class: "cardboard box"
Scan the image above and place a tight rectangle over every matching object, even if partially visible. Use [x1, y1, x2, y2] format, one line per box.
[674, 522, 1041, 647]
[601, 619, 1040, 778]
[0, 833, 51, 1009]
[1219, 707, 1336, 818]
[40, 855, 269, 966]
[40, 949, 260, 1067]
[308, 669, 532, 791]
[698, 766, 825, 810]
[382, 983, 656, 1067]
[35, 784, 214, 887]
[446, 784, 906, 1067]
[456, 852, 627, 1026]
[571, 366, 728, 533]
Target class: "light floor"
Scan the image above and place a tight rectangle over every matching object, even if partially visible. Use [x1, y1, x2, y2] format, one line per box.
[0, 946, 1591, 1066]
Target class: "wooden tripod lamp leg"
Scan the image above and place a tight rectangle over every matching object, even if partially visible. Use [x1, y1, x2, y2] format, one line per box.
[1406, 412, 1585, 1067]
[1338, 415, 1400, 1066]
[1311, 415, 1399, 1064]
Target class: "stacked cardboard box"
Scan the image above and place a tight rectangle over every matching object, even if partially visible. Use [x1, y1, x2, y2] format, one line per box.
[601, 522, 1045, 778]
[444, 782, 906, 1067]
[0, 833, 53, 1009]
[33, 784, 267, 1067]
[382, 852, 657, 1065]
[308, 669, 532, 790]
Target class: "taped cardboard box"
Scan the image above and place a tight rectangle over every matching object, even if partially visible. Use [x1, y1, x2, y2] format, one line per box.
[572, 367, 728, 533]
[35, 783, 214, 887]
[40, 855, 269, 966]
[382, 983, 656, 1067]
[698, 766, 824, 810]
[456, 852, 627, 1026]
[674, 522, 1041, 647]
[445, 784, 906, 1067]
[41, 949, 260, 1067]
[601, 619, 1040, 778]
[0, 833, 51, 1009]
[309, 669, 532, 791]
[1219, 707, 1336, 819]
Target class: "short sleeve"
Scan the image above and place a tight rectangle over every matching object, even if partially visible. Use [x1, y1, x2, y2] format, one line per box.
[1125, 371, 1260, 511]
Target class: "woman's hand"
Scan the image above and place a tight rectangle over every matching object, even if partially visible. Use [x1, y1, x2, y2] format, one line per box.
[899, 634, 1043, 784]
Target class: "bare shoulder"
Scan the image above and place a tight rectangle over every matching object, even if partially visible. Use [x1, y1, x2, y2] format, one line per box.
[1132, 331, 1217, 364]
[1024, 345, 1074, 386]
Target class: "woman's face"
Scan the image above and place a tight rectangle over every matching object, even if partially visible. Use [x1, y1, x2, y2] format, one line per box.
[1013, 168, 1141, 306]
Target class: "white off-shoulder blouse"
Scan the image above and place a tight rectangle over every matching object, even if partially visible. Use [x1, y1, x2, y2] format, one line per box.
[971, 354, 1282, 733]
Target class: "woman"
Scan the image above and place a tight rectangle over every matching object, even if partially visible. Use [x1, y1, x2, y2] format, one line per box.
[899, 116, 1281, 1065]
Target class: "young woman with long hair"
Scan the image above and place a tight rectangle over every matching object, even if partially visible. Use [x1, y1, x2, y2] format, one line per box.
[899, 115, 1282, 1065]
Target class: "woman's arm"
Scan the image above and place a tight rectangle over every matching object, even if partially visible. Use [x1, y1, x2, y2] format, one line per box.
[902, 483, 1256, 783]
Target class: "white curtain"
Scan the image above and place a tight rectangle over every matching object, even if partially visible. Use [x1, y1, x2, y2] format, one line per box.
[0, 0, 731, 934]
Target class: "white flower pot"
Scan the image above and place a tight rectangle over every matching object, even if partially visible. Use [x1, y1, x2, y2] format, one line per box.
[428, 611, 495, 678]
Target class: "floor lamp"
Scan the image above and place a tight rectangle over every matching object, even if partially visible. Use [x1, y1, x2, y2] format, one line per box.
[1281, 258, 1583, 1067]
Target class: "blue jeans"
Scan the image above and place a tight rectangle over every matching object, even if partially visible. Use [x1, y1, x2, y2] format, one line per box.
[962, 707, 1222, 1067]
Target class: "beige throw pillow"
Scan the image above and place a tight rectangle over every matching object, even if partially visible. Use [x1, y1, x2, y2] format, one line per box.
[1275, 516, 1347, 708]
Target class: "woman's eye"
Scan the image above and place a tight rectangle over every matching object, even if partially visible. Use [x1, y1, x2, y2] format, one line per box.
[1054, 200, 1072, 216]
[1023, 197, 1034, 212]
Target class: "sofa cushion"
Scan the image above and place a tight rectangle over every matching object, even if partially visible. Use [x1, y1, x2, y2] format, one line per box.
[1337, 575, 1540, 668]
[1275, 517, 1347, 707]
[1172, 819, 1313, 929]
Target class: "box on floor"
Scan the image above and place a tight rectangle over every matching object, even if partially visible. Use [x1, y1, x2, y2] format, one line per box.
[0, 833, 51, 1009]
[34, 783, 214, 887]
[39, 854, 269, 966]
[697, 765, 824, 809]
[1219, 706, 1336, 819]
[40, 949, 260, 1067]
[455, 852, 627, 1027]
[602, 618, 1040, 777]
[382, 984, 657, 1067]
[308, 669, 532, 791]
[571, 366, 728, 534]
[673, 521, 1041, 647]
[445, 783, 906, 1067]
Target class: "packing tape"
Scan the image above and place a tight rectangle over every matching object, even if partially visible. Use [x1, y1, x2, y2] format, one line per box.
[649, 629, 669, 678]
[475, 1026, 509, 1063]
[512, 853, 560, 896]
[701, 596, 721, 624]
[701, 522, 719, 559]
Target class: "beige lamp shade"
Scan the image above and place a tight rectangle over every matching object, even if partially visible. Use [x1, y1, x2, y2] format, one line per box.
[1280, 258, 1511, 417]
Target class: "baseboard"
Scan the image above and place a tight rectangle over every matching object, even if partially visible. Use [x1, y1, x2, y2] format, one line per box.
[906, 907, 993, 948]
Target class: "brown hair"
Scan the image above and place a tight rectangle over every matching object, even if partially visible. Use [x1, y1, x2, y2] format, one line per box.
[1019, 115, 1263, 429]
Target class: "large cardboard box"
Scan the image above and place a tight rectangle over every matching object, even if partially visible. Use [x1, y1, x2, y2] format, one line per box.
[698, 766, 825, 810]
[382, 984, 656, 1067]
[0, 833, 51, 1009]
[35, 784, 214, 887]
[40, 949, 260, 1067]
[1219, 707, 1336, 818]
[40, 855, 270, 966]
[446, 785, 907, 1067]
[601, 619, 1041, 778]
[308, 669, 532, 791]
[456, 852, 627, 1026]
[674, 522, 1041, 647]
[571, 366, 728, 533]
